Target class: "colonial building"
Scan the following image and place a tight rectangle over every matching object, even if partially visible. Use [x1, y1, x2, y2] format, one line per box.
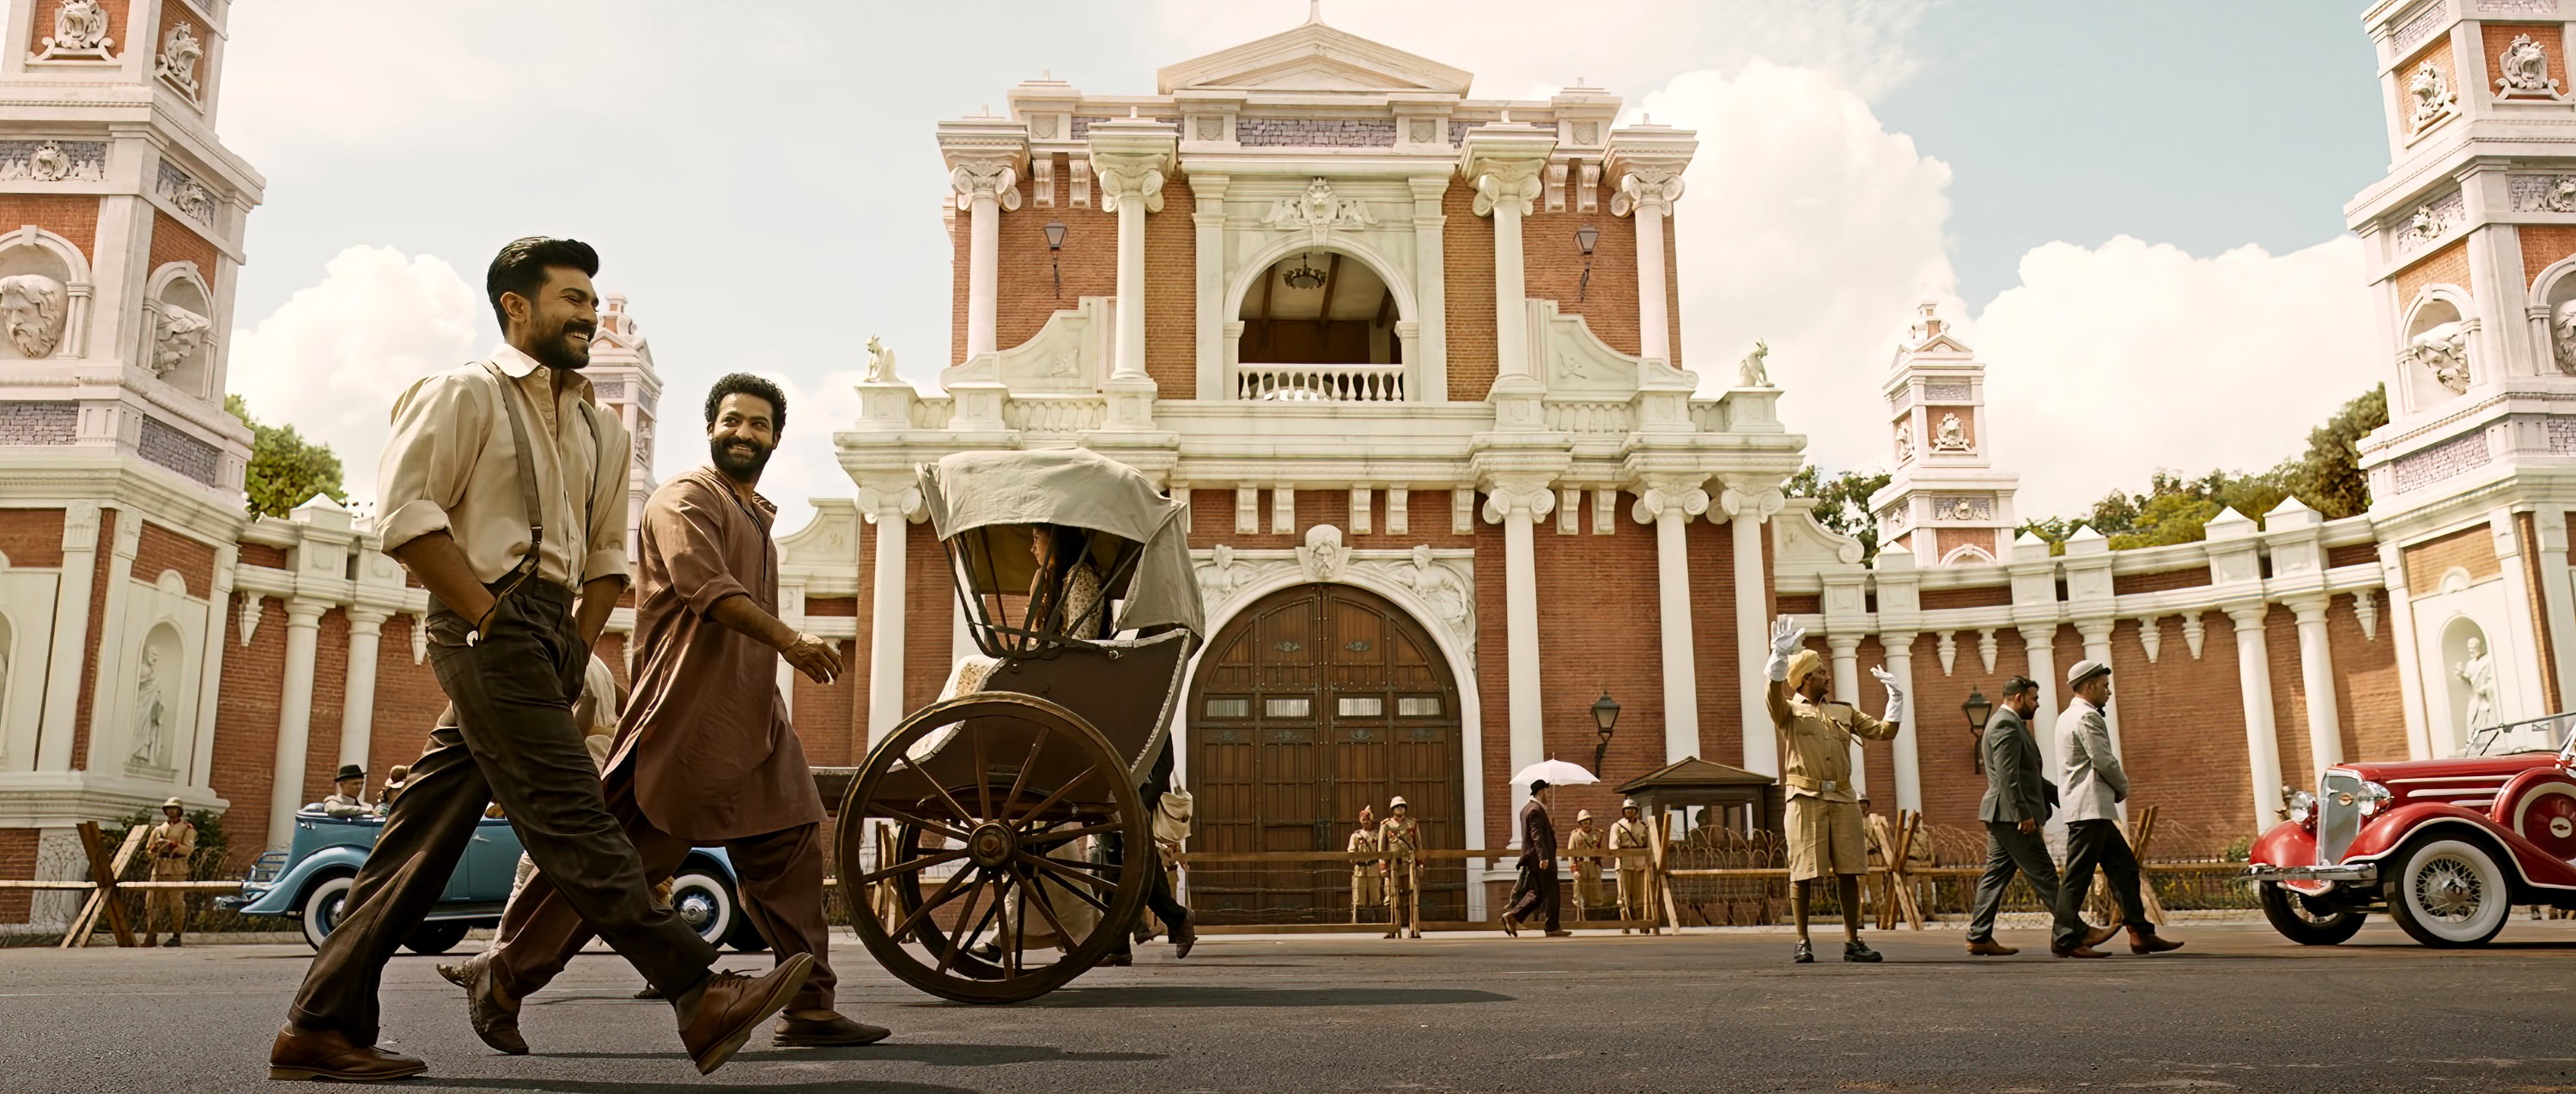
[0, 5, 2565, 928]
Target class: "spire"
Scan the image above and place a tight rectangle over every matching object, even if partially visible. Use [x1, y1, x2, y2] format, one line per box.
[1308, 0, 1324, 25]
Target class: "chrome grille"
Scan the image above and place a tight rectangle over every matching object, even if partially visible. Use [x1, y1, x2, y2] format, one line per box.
[2318, 769, 2363, 866]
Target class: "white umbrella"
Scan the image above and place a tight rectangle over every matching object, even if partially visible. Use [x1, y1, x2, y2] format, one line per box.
[1510, 760, 1598, 787]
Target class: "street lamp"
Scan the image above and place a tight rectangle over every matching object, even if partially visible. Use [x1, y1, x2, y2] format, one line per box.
[1590, 689, 1621, 775]
[1962, 688, 1994, 773]
[1043, 220, 1066, 296]
[1575, 224, 1601, 301]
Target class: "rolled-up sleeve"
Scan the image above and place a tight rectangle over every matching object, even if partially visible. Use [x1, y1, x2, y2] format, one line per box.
[582, 403, 634, 586]
[377, 374, 482, 556]
[648, 478, 752, 616]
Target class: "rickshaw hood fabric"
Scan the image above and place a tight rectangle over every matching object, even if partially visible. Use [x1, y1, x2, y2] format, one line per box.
[920, 449, 1206, 641]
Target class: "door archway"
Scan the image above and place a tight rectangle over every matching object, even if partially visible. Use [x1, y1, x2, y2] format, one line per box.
[1186, 582, 1465, 924]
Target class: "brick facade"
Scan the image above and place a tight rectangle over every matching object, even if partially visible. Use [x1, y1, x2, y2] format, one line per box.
[2402, 522, 2500, 594]
[0, 507, 65, 568]
[2394, 237, 2472, 304]
[147, 209, 216, 278]
[1441, 185, 1496, 400]
[0, 193, 100, 258]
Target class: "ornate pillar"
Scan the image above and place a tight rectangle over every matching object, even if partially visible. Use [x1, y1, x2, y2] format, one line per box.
[1718, 477, 1786, 775]
[1461, 120, 1556, 427]
[2074, 619, 2123, 756]
[1191, 173, 1229, 399]
[2287, 597, 2344, 780]
[269, 597, 329, 850]
[1607, 124, 1697, 363]
[1087, 114, 1176, 428]
[188, 544, 237, 787]
[2017, 624, 2063, 776]
[1481, 477, 1556, 831]
[1408, 175, 1450, 400]
[2377, 543, 2435, 758]
[938, 117, 1030, 362]
[1880, 632, 1921, 811]
[858, 483, 923, 748]
[1631, 476, 1708, 763]
[1826, 635, 1866, 801]
[33, 502, 101, 771]
[337, 606, 390, 772]
[2224, 603, 2287, 827]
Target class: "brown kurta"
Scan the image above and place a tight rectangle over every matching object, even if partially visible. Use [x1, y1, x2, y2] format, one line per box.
[606, 466, 823, 842]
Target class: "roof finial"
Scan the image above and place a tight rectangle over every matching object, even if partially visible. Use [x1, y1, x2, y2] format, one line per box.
[1307, 0, 1323, 25]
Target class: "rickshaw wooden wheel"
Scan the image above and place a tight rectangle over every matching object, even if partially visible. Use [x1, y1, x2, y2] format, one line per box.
[836, 693, 1151, 1004]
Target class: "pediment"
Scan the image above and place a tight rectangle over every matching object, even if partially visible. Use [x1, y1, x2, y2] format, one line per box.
[1157, 22, 1471, 96]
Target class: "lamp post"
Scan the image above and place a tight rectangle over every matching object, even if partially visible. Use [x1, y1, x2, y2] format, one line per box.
[1043, 220, 1066, 297]
[1590, 689, 1621, 775]
[1575, 224, 1600, 301]
[1962, 688, 1994, 774]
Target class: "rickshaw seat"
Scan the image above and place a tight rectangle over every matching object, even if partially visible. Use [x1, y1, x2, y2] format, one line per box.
[970, 628, 1192, 781]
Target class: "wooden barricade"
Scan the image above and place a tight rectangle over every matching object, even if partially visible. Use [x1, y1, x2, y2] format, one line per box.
[68, 822, 141, 949]
[1170, 845, 1671, 934]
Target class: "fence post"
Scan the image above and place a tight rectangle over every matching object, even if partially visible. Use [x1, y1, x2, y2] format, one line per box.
[1654, 812, 1680, 932]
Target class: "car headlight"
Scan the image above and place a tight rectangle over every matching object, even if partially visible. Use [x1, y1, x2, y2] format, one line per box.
[2356, 781, 2394, 817]
[2287, 789, 2316, 825]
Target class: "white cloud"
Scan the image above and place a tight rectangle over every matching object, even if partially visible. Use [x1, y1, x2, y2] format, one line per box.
[226, 246, 483, 507]
[1965, 235, 2377, 518]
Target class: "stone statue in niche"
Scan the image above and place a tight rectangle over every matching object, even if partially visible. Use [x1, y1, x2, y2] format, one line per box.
[2457, 635, 2500, 732]
[1406, 544, 1469, 632]
[1736, 340, 1771, 387]
[151, 302, 211, 378]
[2496, 34, 2562, 99]
[1893, 421, 1915, 464]
[2407, 320, 2473, 394]
[1297, 524, 1346, 581]
[128, 647, 167, 770]
[1932, 412, 1972, 452]
[1198, 544, 1245, 601]
[2410, 60, 2458, 129]
[2553, 300, 2576, 376]
[38, 0, 114, 61]
[158, 21, 204, 94]
[864, 335, 897, 382]
[0, 274, 68, 358]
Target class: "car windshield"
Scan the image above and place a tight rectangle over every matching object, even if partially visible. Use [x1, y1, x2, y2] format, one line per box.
[2462, 711, 2576, 757]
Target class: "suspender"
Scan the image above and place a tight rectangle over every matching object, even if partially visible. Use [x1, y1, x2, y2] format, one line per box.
[478, 360, 613, 604]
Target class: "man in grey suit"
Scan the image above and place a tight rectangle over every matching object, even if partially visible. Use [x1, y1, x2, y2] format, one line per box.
[2055, 659, 2183, 957]
[1965, 677, 2115, 957]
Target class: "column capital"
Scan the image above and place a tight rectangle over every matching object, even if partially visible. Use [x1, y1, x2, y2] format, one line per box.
[2221, 600, 2274, 629]
[1606, 122, 1697, 213]
[948, 159, 1024, 212]
[2072, 617, 2117, 644]
[1714, 476, 1786, 523]
[1479, 477, 1558, 524]
[283, 596, 331, 627]
[345, 605, 393, 632]
[854, 483, 927, 524]
[1460, 119, 1556, 218]
[2285, 595, 2334, 624]
[2016, 622, 2059, 646]
[1879, 632, 1920, 657]
[937, 113, 1030, 208]
[1086, 115, 1176, 215]
[1627, 472, 1710, 524]
[1826, 635, 1863, 657]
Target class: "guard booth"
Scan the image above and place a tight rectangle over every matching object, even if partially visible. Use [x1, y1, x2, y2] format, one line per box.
[1615, 756, 1782, 839]
[1620, 757, 1787, 927]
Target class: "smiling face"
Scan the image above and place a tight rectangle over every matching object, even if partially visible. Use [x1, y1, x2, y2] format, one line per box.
[502, 265, 599, 370]
[707, 391, 778, 483]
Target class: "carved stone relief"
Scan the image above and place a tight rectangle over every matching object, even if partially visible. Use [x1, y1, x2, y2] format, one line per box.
[157, 161, 216, 224]
[0, 139, 106, 182]
[1408, 119, 1436, 143]
[1934, 496, 1994, 522]
[2496, 33, 2564, 99]
[2511, 174, 2576, 212]
[35, 0, 114, 61]
[157, 21, 204, 96]
[1264, 178, 1376, 236]
[1930, 412, 1972, 452]
[2410, 60, 2459, 131]
[150, 302, 210, 378]
[2552, 300, 2576, 376]
[1194, 535, 1477, 657]
[2405, 320, 2474, 394]
[1893, 422, 1915, 465]
[0, 274, 68, 358]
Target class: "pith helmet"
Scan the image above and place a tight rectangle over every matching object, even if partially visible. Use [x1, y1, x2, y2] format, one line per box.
[161, 797, 183, 809]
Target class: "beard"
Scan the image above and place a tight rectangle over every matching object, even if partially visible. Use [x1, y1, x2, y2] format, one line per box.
[528, 313, 596, 371]
[710, 435, 773, 479]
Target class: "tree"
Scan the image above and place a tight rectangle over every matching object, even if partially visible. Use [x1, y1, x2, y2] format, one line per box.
[2276, 384, 2387, 519]
[226, 394, 346, 520]
[2019, 386, 2385, 552]
[1786, 464, 1893, 561]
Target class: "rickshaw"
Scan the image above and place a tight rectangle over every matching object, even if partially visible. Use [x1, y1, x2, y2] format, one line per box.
[833, 448, 1203, 1003]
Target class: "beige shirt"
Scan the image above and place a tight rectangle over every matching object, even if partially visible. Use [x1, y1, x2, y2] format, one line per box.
[1769, 680, 1899, 805]
[377, 343, 632, 592]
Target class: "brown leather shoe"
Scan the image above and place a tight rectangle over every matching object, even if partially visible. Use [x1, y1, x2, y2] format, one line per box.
[434, 951, 526, 1055]
[1500, 916, 1520, 937]
[1965, 938, 2019, 956]
[675, 954, 814, 1076]
[773, 1012, 891, 1048]
[268, 1025, 428, 1082]
[2129, 930, 2184, 955]
[2079, 923, 2120, 948]
[2051, 944, 2111, 958]
[1170, 911, 1197, 959]
[1543, 929, 1574, 938]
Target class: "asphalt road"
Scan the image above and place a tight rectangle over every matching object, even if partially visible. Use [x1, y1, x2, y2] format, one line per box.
[3, 919, 2573, 1093]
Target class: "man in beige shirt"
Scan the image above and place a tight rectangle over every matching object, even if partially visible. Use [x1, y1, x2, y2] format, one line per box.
[271, 238, 808, 1085]
[142, 798, 195, 947]
[1765, 615, 1905, 964]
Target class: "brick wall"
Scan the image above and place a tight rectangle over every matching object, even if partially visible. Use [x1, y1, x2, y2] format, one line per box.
[1920, 585, 2011, 611]
[0, 402, 76, 446]
[2394, 237, 2472, 303]
[239, 543, 287, 569]
[0, 193, 100, 258]
[155, 0, 209, 94]
[2331, 593, 2408, 763]
[305, 608, 351, 809]
[980, 155, 1117, 363]
[1685, 518, 1745, 780]
[1145, 171, 1195, 398]
[793, 647, 861, 768]
[2113, 566, 2211, 595]
[2267, 605, 2314, 792]
[2402, 523, 2499, 594]
[0, 828, 33, 923]
[0, 507, 65, 568]
[367, 615, 446, 781]
[2483, 23, 2567, 100]
[1531, 492, 1662, 828]
[1933, 527, 1998, 562]
[2106, 613, 2257, 854]
[2393, 35, 2458, 148]
[2521, 224, 2576, 289]
[210, 594, 284, 866]
[148, 208, 216, 277]
[65, 509, 113, 770]
[133, 520, 213, 599]
[27, 1, 131, 63]
[2518, 512, 2562, 710]
[1443, 186, 1496, 400]
[902, 520, 957, 714]
[1522, 201, 1640, 356]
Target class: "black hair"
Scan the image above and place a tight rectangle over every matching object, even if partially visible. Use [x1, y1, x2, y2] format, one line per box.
[2002, 675, 2037, 698]
[1529, 780, 1550, 793]
[704, 373, 788, 435]
[485, 236, 599, 329]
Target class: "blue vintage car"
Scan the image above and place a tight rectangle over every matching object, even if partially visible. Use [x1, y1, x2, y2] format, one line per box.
[217, 809, 766, 955]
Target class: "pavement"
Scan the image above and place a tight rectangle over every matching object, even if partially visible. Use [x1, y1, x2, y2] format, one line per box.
[3, 919, 2575, 1093]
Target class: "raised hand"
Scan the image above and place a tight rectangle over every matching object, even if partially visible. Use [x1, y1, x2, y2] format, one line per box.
[1769, 615, 1805, 658]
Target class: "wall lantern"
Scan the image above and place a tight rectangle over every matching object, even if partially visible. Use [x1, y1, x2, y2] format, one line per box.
[1575, 224, 1601, 301]
[1590, 688, 1621, 774]
[1962, 688, 1994, 773]
[1043, 220, 1066, 297]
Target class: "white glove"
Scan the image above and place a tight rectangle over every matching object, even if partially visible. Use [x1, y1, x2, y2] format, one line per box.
[1765, 616, 1804, 681]
[1871, 666, 1905, 725]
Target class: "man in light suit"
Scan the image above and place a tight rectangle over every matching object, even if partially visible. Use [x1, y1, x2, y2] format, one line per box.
[1965, 677, 2115, 957]
[2055, 660, 2183, 957]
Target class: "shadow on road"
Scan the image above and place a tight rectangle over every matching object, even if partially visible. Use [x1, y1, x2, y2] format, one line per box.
[974, 985, 1515, 1008]
[533, 1043, 1163, 1067]
[410, 1079, 973, 1094]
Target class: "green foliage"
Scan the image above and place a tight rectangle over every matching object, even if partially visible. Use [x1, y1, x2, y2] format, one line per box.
[2021, 386, 2388, 552]
[1786, 464, 1893, 562]
[2277, 384, 2388, 520]
[227, 394, 347, 520]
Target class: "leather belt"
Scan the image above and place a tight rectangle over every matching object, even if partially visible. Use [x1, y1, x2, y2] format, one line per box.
[1783, 774, 1841, 794]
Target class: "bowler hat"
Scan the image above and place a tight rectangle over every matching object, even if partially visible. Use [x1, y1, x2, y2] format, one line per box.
[2067, 659, 2111, 689]
[334, 763, 366, 782]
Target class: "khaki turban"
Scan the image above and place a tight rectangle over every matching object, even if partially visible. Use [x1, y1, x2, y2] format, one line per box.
[1785, 648, 1825, 690]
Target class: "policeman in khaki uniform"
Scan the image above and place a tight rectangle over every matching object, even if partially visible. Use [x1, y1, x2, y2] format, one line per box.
[1564, 810, 1603, 921]
[1376, 798, 1423, 939]
[1608, 799, 1658, 934]
[1347, 805, 1382, 923]
[143, 798, 197, 947]
[1765, 615, 1905, 963]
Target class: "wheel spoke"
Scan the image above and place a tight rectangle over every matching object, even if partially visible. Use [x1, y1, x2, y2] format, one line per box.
[1010, 763, 1099, 826]
[972, 728, 993, 822]
[892, 756, 984, 827]
[860, 848, 968, 885]
[1018, 822, 1124, 848]
[875, 800, 974, 842]
[890, 861, 982, 943]
[1020, 851, 1118, 897]
[999, 732, 1048, 824]
[1021, 860, 1084, 944]
[936, 870, 1002, 978]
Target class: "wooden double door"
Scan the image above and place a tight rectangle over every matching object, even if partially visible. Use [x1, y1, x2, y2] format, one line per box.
[1187, 583, 1466, 924]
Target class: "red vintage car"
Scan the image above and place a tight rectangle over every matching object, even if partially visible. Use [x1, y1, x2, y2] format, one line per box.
[2246, 714, 2576, 947]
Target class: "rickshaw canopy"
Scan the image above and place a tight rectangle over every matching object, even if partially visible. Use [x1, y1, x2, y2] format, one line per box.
[920, 448, 1205, 641]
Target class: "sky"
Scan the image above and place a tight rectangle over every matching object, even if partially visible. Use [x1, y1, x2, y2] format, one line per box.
[215, 0, 2391, 532]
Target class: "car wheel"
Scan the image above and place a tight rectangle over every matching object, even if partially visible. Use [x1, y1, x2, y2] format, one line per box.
[668, 871, 735, 947]
[2385, 835, 2511, 948]
[2257, 882, 2366, 945]
[299, 874, 355, 951]
[402, 920, 471, 956]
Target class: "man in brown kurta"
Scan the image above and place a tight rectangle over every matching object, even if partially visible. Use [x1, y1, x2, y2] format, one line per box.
[450, 374, 887, 1050]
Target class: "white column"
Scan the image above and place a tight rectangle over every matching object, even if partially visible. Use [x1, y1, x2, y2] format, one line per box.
[2288, 597, 2344, 778]
[337, 606, 390, 772]
[1880, 633, 1921, 811]
[2535, 507, 2576, 709]
[33, 501, 102, 771]
[268, 598, 329, 850]
[1827, 635, 1867, 802]
[1191, 173, 1229, 399]
[187, 544, 237, 788]
[1633, 480, 1708, 763]
[860, 486, 918, 748]
[1616, 169, 1684, 362]
[2018, 624, 2062, 777]
[1089, 119, 1173, 428]
[937, 120, 1026, 362]
[2074, 620, 2123, 756]
[964, 185, 1002, 359]
[2225, 603, 2287, 826]
[1487, 179, 1534, 380]
[1408, 176, 1449, 399]
[1719, 481, 1785, 775]
[1110, 182, 1148, 379]
[78, 507, 140, 771]
[1484, 481, 1555, 834]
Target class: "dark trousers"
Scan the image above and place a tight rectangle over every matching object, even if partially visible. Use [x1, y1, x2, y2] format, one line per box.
[1966, 821, 2084, 949]
[2057, 817, 2150, 934]
[1106, 836, 1188, 956]
[488, 766, 835, 1012]
[287, 583, 716, 1044]
[1504, 863, 1561, 931]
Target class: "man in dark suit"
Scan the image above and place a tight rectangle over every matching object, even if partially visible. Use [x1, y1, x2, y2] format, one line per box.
[1965, 676, 2115, 957]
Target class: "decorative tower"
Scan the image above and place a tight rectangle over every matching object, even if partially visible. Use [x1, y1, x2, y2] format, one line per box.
[583, 292, 660, 561]
[2354, 0, 2576, 756]
[1868, 302, 2020, 567]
